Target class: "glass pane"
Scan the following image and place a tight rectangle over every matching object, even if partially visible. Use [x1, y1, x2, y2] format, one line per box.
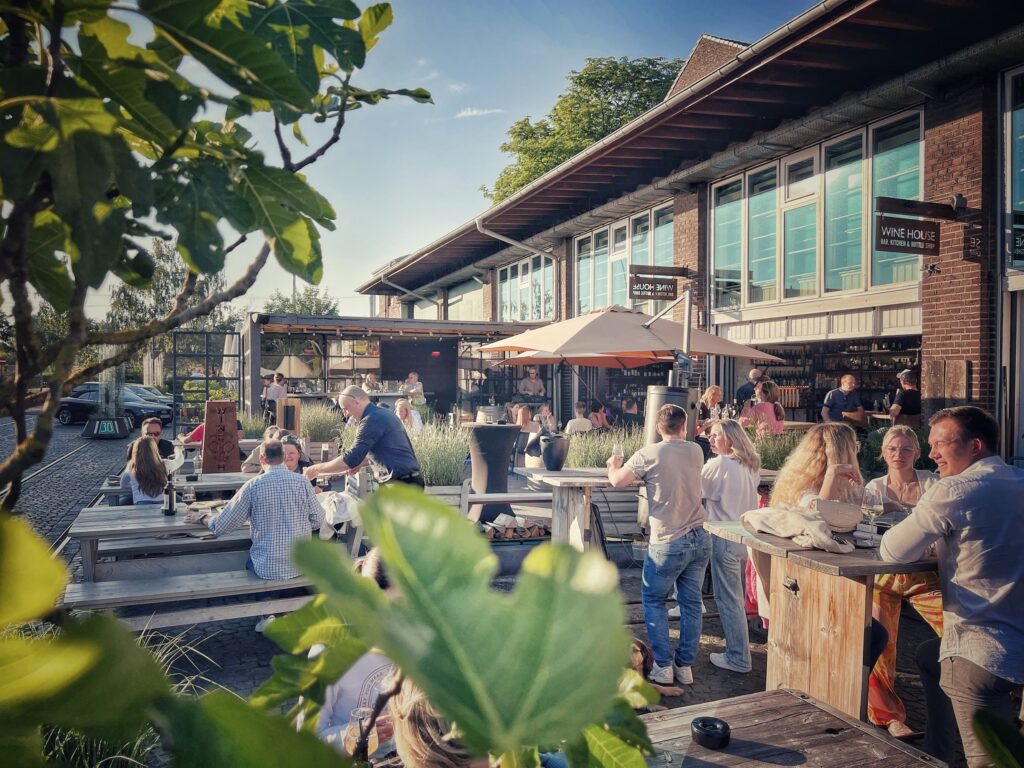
[631, 215, 649, 264]
[1012, 74, 1024, 269]
[593, 229, 609, 309]
[520, 284, 529, 321]
[713, 181, 742, 308]
[824, 136, 864, 292]
[787, 158, 815, 199]
[543, 258, 554, 318]
[784, 203, 817, 299]
[612, 224, 627, 254]
[746, 168, 777, 303]
[509, 264, 519, 321]
[499, 269, 510, 322]
[872, 115, 920, 286]
[531, 255, 542, 320]
[653, 206, 673, 266]
[611, 259, 627, 306]
[576, 237, 592, 315]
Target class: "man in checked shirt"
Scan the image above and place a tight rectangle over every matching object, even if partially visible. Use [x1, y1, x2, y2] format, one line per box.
[185, 439, 324, 581]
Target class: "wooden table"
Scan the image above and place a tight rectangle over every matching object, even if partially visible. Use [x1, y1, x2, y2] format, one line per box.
[641, 688, 943, 766]
[96, 472, 253, 499]
[870, 412, 892, 425]
[705, 519, 936, 721]
[515, 468, 612, 552]
[173, 438, 262, 452]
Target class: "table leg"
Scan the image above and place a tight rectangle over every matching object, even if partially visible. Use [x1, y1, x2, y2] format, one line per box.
[81, 539, 98, 582]
[551, 486, 591, 552]
[765, 557, 873, 720]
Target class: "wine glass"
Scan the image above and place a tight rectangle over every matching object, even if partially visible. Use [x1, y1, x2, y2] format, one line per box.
[611, 442, 624, 463]
[860, 487, 884, 524]
[343, 707, 379, 757]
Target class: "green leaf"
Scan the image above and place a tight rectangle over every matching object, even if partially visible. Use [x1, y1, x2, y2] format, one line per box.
[0, 636, 97, 711]
[973, 709, 1024, 768]
[140, 0, 313, 114]
[12, 615, 170, 741]
[241, 163, 336, 229]
[160, 690, 349, 767]
[261, 593, 356, 655]
[358, 4, 393, 53]
[0, 727, 46, 768]
[564, 737, 590, 768]
[112, 247, 157, 288]
[293, 487, 631, 757]
[615, 670, 658, 711]
[0, 515, 67, 627]
[600, 700, 654, 755]
[581, 725, 648, 768]
[25, 211, 75, 311]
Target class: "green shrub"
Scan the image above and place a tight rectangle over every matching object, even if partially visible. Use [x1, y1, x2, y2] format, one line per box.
[299, 402, 347, 443]
[410, 425, 469, 486]
[752, 430, 804, 471]
[566, 427, 644, 468]
[239, 412, 269, 438]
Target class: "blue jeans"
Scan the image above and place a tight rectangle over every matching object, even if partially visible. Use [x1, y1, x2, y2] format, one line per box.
[710, 536, 751, 670]
[642, 528, 711, 668]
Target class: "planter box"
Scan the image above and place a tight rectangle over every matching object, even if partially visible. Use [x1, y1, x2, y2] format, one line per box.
[424, 484, 463, 510]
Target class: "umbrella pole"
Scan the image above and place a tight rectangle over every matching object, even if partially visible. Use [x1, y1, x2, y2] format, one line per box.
[564, 357, 599, 405]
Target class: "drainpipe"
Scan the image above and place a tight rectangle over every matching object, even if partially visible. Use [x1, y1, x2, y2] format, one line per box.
[380, 277, 441, 309]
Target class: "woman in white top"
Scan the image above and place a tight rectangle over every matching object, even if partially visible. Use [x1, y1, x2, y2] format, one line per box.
[701, 419, 760, 674]
[394, 398, 424, 435]
[862, 425, 941, 739]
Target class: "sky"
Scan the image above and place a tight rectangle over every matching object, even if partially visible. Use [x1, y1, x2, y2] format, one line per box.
[83, 0, 818, 320]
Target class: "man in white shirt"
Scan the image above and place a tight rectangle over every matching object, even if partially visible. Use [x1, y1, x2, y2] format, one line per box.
[879, 406, 1024, 767]
[607, 404, 708, 687]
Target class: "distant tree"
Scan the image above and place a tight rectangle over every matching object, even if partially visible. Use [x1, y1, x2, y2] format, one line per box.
[482, 57, 682, 203]
[263, 286, 339, 316]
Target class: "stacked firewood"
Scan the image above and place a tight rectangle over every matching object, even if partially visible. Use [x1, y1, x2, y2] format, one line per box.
[478, 513, 551, 541]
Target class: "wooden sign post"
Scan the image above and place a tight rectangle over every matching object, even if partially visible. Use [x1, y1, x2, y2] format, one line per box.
[201, 400, 241, 473]
[277, 397, 302, 436]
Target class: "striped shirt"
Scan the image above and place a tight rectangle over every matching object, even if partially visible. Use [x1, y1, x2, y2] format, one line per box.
[210, 464, 324, 580]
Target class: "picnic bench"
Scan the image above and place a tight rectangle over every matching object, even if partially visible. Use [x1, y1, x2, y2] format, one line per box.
[641, 688, 941, 766]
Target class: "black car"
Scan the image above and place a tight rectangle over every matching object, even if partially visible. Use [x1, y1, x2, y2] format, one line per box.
[57, 390, 173, 427]
[71, 382, 173, 406]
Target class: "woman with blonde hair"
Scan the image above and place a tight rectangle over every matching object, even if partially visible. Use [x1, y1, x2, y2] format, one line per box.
[864, 426, 940, 739]
[389, 681, 472, 768]
[701, 419, 760, 674]
[770, 421, 862, 508]
[739, 380, 785, 437]
[241, 425, 286, 473]
[119, 437, 168, 504]
[395, 398, 424, 435]
[697, 385, 723, 436]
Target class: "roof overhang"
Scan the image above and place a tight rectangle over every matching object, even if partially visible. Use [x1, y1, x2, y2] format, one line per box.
[253, 313, 541, 340]
[358, 0, 1024, 296]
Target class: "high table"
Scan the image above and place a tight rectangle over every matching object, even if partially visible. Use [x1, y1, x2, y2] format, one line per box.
[641, 688, 942, 766]
[705, 519, 936, 721]
[515, 468, 613, 552]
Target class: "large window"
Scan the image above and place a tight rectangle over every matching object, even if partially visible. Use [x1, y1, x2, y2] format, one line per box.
[1009, 68, 1024, 270]
[447, 280, 483, 321]
[575, 202, 672, 315]
[713, 182, 742, 308]
[710, 111, 922, 310]
[872, 115, 922, 286]
[498, 256, 555, 321]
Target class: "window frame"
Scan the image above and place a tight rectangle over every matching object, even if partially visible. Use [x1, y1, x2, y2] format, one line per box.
[821, 128, 868, 295]
[497, 255, 556, 322]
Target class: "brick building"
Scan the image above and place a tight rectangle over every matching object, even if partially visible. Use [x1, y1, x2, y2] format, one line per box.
[358, 0, 1024, 456]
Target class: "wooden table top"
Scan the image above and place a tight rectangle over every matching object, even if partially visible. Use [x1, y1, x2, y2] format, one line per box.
[69, 504, 210, 539]
[704, 520, 815, 558]
[514, 467, 614, 488]
[641, 688, 942, 766]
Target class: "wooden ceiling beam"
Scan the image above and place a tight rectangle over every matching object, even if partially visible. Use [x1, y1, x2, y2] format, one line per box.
[845, 10, 931, 31]
[811, 34, 891, 50]
[774, 56, 852, 71]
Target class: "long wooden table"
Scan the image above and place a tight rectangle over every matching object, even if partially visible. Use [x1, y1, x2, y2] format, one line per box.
[641, 688, 943, 766]
[705, 519, 936, 721]
[96, 471, 253, 499]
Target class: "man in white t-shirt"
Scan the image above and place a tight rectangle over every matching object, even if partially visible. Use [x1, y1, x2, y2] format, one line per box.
[564, 401, 593, 435]
[607, 403, 708, 687]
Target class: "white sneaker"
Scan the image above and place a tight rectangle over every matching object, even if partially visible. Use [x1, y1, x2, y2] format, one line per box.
[672, 663, 693, 685]
[668, 605, 681, 618]
[648, 662, 674, 685]
[709, 652, 751, 674]
[254, 615, 276, 633]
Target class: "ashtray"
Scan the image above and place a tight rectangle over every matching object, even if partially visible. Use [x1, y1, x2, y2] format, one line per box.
[691, 717, 730, 750]
[185, 474, 198, 481]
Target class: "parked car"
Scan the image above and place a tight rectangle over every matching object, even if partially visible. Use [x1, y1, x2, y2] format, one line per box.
[56, 390, 173, 427]
[70, 382, 173, 406]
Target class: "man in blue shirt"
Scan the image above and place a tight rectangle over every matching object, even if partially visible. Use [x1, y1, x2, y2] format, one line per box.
[821, 374, 864, 423]
[880, 407, 1024, 766]
[305, 386, 423, 488]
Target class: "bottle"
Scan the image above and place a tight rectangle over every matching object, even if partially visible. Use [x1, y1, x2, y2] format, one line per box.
[873, 399, 882, 413]
[194, 452, 202, 477]
[163, 477, 176, 516]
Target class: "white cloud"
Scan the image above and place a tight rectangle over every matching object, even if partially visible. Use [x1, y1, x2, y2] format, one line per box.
[416, 58, 429, 67]
[420, 69, 441, 82]
[448, 82, 467, 93]
[455, 107, 504, 119]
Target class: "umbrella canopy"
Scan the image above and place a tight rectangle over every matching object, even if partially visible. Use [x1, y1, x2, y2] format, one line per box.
[480, 305, 783, 362]
[275, 355, 315, 378]
[494, 350, 675, 369]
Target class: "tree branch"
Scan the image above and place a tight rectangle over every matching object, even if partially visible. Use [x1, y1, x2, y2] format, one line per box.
[44, 3, 65, 95]
[273, 115, 294, 172]
[293, 76, 351, 173]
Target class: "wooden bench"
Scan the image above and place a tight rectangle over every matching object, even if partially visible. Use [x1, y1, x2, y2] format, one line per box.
[63, 570, 313, 631]
[96, 528, 251, 558]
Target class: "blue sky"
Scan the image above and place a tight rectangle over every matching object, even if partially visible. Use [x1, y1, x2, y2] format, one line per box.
[85, 0, 818, 319]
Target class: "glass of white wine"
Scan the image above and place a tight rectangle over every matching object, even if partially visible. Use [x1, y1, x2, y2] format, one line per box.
[860, 487, 884, 524]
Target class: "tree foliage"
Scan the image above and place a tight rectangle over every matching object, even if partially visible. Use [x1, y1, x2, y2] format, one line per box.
[264, 286, 340, 317]
[0, 0, 431, 509]
[482, 57, 682, 203]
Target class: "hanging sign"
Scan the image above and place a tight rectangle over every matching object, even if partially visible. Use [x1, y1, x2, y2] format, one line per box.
[629, 276, 677, 301]
[874, 215, 940, 256]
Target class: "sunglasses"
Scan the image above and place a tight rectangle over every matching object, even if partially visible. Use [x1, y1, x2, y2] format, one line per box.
[281, 435, 302, 446]
[145, 431, 162, 437]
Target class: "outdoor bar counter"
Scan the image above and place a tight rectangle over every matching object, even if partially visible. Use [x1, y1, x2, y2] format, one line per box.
[705, 519, 937, 722]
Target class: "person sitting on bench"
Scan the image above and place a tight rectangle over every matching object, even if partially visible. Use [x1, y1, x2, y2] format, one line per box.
[185, 438, 325, 580]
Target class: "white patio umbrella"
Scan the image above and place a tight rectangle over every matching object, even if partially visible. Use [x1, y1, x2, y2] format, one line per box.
[493, 350, 675, 369]
[275, 355, 314, 379]
[480, 305, 783, 362]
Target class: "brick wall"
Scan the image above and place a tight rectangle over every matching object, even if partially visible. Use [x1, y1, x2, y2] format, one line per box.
[673, 188, 708, 384]
[921, 80, 998, 414]
[667, 36, 744, 99]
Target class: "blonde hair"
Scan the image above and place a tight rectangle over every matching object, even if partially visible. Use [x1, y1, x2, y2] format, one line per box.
[756, 380, 786, 422]
[881, 424, 922, 460]
[711, 419, 761, 473]
[129, 437, 167, 497]
[700, 385, 722, 409]
[395, 399, 413, 423]
[389, 683, 472, 768]
[771, 422, 862, 506]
